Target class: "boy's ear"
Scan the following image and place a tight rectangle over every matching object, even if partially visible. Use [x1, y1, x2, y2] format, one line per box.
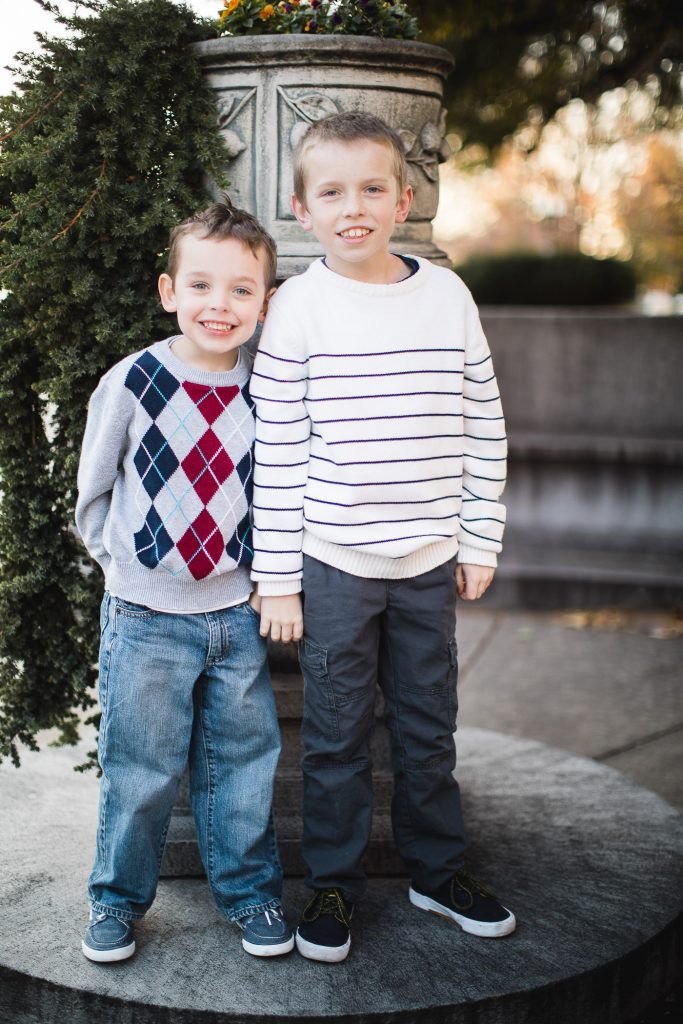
[292, 193, 313, 232]
[258, 286, 277, 323]
[394, 184, 413, 225]
[158, 273, 177, 313]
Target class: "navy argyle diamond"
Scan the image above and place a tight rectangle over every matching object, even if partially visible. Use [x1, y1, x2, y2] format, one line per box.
[134, 505, 174, 569]
[134, 423, 179, 499]
[226, 511, 252, 565]
[125, 351, 180, 419]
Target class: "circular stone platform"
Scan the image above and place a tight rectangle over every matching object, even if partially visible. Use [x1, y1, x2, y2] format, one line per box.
[1, 727, 681, 1024]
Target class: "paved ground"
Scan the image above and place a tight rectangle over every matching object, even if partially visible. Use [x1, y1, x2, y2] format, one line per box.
[454, 606, 683, 816]
[1, 603, 681, 1023]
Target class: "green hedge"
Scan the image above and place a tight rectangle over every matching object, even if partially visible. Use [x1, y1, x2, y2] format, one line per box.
[0, 0, 225, 766]
[455, 252, 637, 306]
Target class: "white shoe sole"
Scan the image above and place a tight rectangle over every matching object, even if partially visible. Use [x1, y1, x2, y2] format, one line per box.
[295, 929, 351, 962]
[242, 934, 295, 957]
[82, 938, 136, 962]
[408, 886, 516, 938]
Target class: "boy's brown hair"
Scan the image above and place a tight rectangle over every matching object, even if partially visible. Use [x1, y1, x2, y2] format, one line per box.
[167, 196, 278, 288]
[293, 112, 408, 204]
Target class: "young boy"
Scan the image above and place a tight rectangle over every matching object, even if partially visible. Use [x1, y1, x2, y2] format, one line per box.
[75, 199, 294, 962]
[250, 113, 516, 962]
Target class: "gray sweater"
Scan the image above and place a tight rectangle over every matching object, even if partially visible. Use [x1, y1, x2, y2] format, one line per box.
[76, 338, 255, 612]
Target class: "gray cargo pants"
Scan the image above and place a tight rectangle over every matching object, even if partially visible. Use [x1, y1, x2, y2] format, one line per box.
[298, 553, 467, 902]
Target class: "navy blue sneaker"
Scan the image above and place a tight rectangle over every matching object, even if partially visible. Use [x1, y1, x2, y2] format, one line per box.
[82, 909, 136, 962]
[296, 888, 354, 962]
[239, 906, 294, 957]
[409, 869, 516, 938]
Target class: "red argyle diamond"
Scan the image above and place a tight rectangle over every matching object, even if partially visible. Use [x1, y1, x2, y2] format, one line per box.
[177, 509, 224, 580]
[182, 429, 234, 504]
[183, 382, 239, 425]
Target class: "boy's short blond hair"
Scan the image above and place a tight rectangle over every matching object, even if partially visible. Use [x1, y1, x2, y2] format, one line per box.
[293, 112, 408, 205]
[167, 196, 278, 289]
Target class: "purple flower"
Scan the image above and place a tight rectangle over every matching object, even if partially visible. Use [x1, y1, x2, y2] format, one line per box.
[331, 11, 342, 24]
[311, 0, 321, 8]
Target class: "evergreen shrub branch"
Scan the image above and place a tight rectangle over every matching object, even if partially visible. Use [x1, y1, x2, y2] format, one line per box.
[0, 0, 225, 766]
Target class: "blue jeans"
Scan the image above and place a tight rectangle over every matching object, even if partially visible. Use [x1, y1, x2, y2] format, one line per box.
[88, 593, 283, 923]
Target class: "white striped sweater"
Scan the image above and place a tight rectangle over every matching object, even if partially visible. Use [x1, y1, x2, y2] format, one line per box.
[251, 257, 506, 595]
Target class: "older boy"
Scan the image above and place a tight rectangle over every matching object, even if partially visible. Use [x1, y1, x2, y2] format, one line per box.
[251, 113, 515, 962]
[76, 199, 293, 961]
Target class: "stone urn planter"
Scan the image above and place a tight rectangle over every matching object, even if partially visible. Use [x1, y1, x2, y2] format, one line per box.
[194, 34, 455, 278]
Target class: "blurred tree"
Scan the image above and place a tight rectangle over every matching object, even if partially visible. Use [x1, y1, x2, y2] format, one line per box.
[413, 1, 683, 149]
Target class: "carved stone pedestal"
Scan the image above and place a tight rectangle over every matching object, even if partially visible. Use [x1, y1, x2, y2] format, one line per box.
[194, 34, 455, 278]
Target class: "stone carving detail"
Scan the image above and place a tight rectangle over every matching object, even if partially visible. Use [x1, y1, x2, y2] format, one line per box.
[279, 88, 450, 184]
[398, 107, 451, 182]
[278, 88, 340, 149]
[216, 88, 257, 160]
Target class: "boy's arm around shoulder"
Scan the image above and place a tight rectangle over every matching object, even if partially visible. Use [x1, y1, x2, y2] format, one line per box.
[250, 287, 311, 595]
[75, 366, 133, 574]
[457, 283, 507, 583]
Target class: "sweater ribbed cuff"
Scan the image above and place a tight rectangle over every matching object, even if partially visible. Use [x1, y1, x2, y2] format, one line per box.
[456, 543, 498, 568]
[255, 579, 302, 597]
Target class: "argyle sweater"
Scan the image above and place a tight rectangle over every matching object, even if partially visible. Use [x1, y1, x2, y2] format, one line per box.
[250, 258, 507, 596]
[76, 338, 255, 612]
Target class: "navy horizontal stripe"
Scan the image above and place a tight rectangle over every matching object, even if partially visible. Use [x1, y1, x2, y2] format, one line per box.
[306, 369, 463, 381]
[310, 454, 459, 467]
[310, 432, 465, 445]
[256, 414, 309, 425]
[315, 413, 462, 425]
[255, 460, 309, 468]
[250, 394, 302, 404]
[252, 526, 303, 533]
[252, 371, 307, 384]
[253, 505, 303, 512]
[464, 373, 496, 384]
[308, 347, 465, 359]
[323, 532, 453, 548]
[251, 569, 303, 575]
[305, 493, 460, 508]
[304, 513, 458, 528]
[465, 454, 507, 462]
[256, 437, 309, 446]
[464, 415, 505, 421]
[460, 524, 500, 543]
[462, 487, 490, 502]
[464, 355, 491, 367]
[253, 547, 301, 554]
[307, 473, 462, 487]
[465, 433, 507, 441]
[305, 391, 462, 402]
[467, 472, 506, 482]
[256, 350, 308, 365]
[254, 482, 307, 490]
[461, 516, 506, 525]
[464, 394, 501, 404]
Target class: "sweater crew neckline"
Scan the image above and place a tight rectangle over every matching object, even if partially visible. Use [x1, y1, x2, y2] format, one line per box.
[311, 255, 431, 296]
[159, 336, 249, 385]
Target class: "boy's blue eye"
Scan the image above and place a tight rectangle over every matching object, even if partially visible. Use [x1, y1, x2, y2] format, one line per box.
[192, 282, 209, 290]
[234, 287, 251, 297]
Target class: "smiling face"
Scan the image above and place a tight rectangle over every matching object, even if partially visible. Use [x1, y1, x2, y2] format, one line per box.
[158, 233, 274, 372]
[292, 138, 413, 284]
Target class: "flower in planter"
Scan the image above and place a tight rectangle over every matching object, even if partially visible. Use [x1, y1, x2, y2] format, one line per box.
[217, 0, 419, 39]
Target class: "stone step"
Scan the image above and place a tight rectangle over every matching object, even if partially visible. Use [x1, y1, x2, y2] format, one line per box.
[3, 727, 682, 1023]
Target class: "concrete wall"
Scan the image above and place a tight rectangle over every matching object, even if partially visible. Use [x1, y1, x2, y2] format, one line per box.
[481, 309, 683, 606]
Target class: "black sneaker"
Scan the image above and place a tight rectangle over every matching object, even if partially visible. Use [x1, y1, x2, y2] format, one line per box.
[409, 869, 516, 938]
[295, 888, 354, 962]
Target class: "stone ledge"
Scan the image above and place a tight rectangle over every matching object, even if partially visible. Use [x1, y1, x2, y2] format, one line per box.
[2, 728, 682, 1023]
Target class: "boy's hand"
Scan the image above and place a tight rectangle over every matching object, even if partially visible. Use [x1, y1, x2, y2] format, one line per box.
[259, 594, 304, 643]
[455, 563, 495, 601]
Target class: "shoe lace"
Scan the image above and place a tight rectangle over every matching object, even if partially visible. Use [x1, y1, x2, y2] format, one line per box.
[244, 907, 283, 926]
[304, 888, 351, 927]
[453, 868, 494, 900]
